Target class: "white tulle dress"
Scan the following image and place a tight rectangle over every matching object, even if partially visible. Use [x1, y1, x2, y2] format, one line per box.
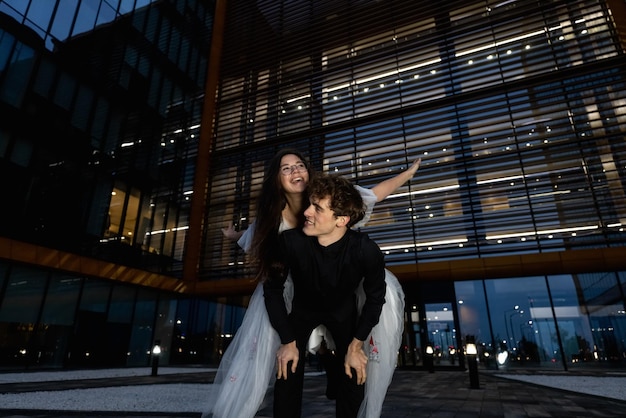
[203, 186, 405, 418]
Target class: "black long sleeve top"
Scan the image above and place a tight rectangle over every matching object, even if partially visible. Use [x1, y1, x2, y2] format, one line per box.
[263, 228, 386, 344]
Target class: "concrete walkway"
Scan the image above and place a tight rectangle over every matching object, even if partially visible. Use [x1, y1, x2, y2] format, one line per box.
[0, 367, 625, 417]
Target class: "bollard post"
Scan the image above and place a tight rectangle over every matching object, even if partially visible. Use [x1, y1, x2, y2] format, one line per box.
[466, 342, 479, 389]
[151, 340, 161, 376]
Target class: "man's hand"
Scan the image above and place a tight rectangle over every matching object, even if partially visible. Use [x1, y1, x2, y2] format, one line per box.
[276, 341, 299, 380]
[344, 338, 368, 385]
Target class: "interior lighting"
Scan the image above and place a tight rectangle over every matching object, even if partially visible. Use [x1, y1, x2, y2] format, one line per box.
[455, 29, 543, 57]
[286, 94, 311, 103]
[486, 224, 598, 240]
[379, 238, 469, 252]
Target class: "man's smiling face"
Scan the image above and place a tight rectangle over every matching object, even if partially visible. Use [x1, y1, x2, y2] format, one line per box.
[303, 195, 348, 246]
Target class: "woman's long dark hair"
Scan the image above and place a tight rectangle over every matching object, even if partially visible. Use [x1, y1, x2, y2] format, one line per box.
[250, 148, 313, 280]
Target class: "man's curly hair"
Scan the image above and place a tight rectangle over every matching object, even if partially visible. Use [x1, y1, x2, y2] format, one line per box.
[307, 174, 365, 228]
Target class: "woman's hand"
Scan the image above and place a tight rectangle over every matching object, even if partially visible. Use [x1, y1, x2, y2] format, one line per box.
[221, 224, 244, 241]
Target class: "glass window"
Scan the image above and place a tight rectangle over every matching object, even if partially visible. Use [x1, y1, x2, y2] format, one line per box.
[25, 0, 56, 33]
[40, 274, 81, 325]
[0, 30, 16, 71]
[484, 276, 557, 368]
[0, 266, 46, 323]
[79, 278, 111, 313]
[455, 280, 494, 366]
[53, 71, 77, 110]
[96, 0, 117, 26]
[108, 284, 136, 323]
[72, 0, 99, 36]
[425, 302, 456, 365]
[575, 272, 626, 365]
[127, 288, 157, 366]
[71, 84, 94, 131]
[50, 0, 79, 42]
[0, 0, 28, 19]
[0, 42, 34, 107]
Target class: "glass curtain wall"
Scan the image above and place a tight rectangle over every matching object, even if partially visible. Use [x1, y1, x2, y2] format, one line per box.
[0, 0, 253, 372]
[0, 259, 240, 370]
[204, 0, 626, 370]
[205, 0, 626, 278]
[455, 273, 626, 369]
[0, 0, 213, 275]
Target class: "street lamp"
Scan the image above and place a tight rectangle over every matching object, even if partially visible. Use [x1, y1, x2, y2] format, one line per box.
[151, 340, 161, 376]
[466, 340, 479, 389]
[425, 343, 435, 373]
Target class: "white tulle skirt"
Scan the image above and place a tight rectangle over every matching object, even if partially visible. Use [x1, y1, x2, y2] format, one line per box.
[202, 270, 404, 418]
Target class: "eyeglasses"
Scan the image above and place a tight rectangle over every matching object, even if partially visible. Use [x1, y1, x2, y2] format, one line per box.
[280, 162, 307, 176]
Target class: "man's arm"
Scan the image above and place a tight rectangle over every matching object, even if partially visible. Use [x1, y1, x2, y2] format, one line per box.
[345, 234, 387, 384]
[263, 232, 299, 379]
[353, 237, 386, 341]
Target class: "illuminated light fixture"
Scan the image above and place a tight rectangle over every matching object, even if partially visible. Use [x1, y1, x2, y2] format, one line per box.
[455, 30, 544, 57]
[486, 224, 598, 240]
[476, 174, 523, 185]
[286, 94, 311, 103]
[466, 343, 477, 355]
[146, 225, 190, 235]
[379, 238, 468, 252]
[497, 351, 509, 365]
[390, 184, 460, 199]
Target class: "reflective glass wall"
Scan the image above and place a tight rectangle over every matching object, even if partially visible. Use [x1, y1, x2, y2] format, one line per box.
[205, 0, 626, 278]
[0, 260, 245, 370]
[0, 0, 235, 370]
[204, 0, 626, 370]
[456, 272, 626, 369]
[0, 0, 213, 274]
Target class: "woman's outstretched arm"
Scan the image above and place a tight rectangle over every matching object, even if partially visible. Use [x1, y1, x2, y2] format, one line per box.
[371, 158, 421, 202]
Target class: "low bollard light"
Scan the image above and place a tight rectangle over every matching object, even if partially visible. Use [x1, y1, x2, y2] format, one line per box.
[425, 344, 435, 373]
[151, 341, 161, 376]
[466, 342, 479, 389]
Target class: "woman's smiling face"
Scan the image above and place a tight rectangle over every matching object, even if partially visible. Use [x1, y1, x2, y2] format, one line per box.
[279, 153, 309, 194]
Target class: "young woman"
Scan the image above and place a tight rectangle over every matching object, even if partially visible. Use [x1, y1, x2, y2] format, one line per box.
[205, 149, 420, 418]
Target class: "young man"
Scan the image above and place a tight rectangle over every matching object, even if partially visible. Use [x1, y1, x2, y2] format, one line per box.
[263, 174, 387, 418]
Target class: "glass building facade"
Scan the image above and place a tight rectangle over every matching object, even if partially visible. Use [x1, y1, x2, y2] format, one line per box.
[0, 0, 625, 372]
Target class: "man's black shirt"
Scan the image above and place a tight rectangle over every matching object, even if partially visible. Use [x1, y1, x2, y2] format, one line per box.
[264, 228, 386, 344]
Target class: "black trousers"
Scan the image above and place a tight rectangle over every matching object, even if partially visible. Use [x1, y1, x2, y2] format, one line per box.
[272, 311, 365, 418]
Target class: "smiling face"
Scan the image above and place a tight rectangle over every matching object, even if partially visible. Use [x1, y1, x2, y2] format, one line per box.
[279, 153, 309, 195]
[303, 195, 349, 246]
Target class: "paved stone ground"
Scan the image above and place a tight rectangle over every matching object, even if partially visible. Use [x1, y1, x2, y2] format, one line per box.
[1, 369, 625, 417]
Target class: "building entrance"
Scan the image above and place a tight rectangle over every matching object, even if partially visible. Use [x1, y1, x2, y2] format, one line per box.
[424, 302, 462, 368]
